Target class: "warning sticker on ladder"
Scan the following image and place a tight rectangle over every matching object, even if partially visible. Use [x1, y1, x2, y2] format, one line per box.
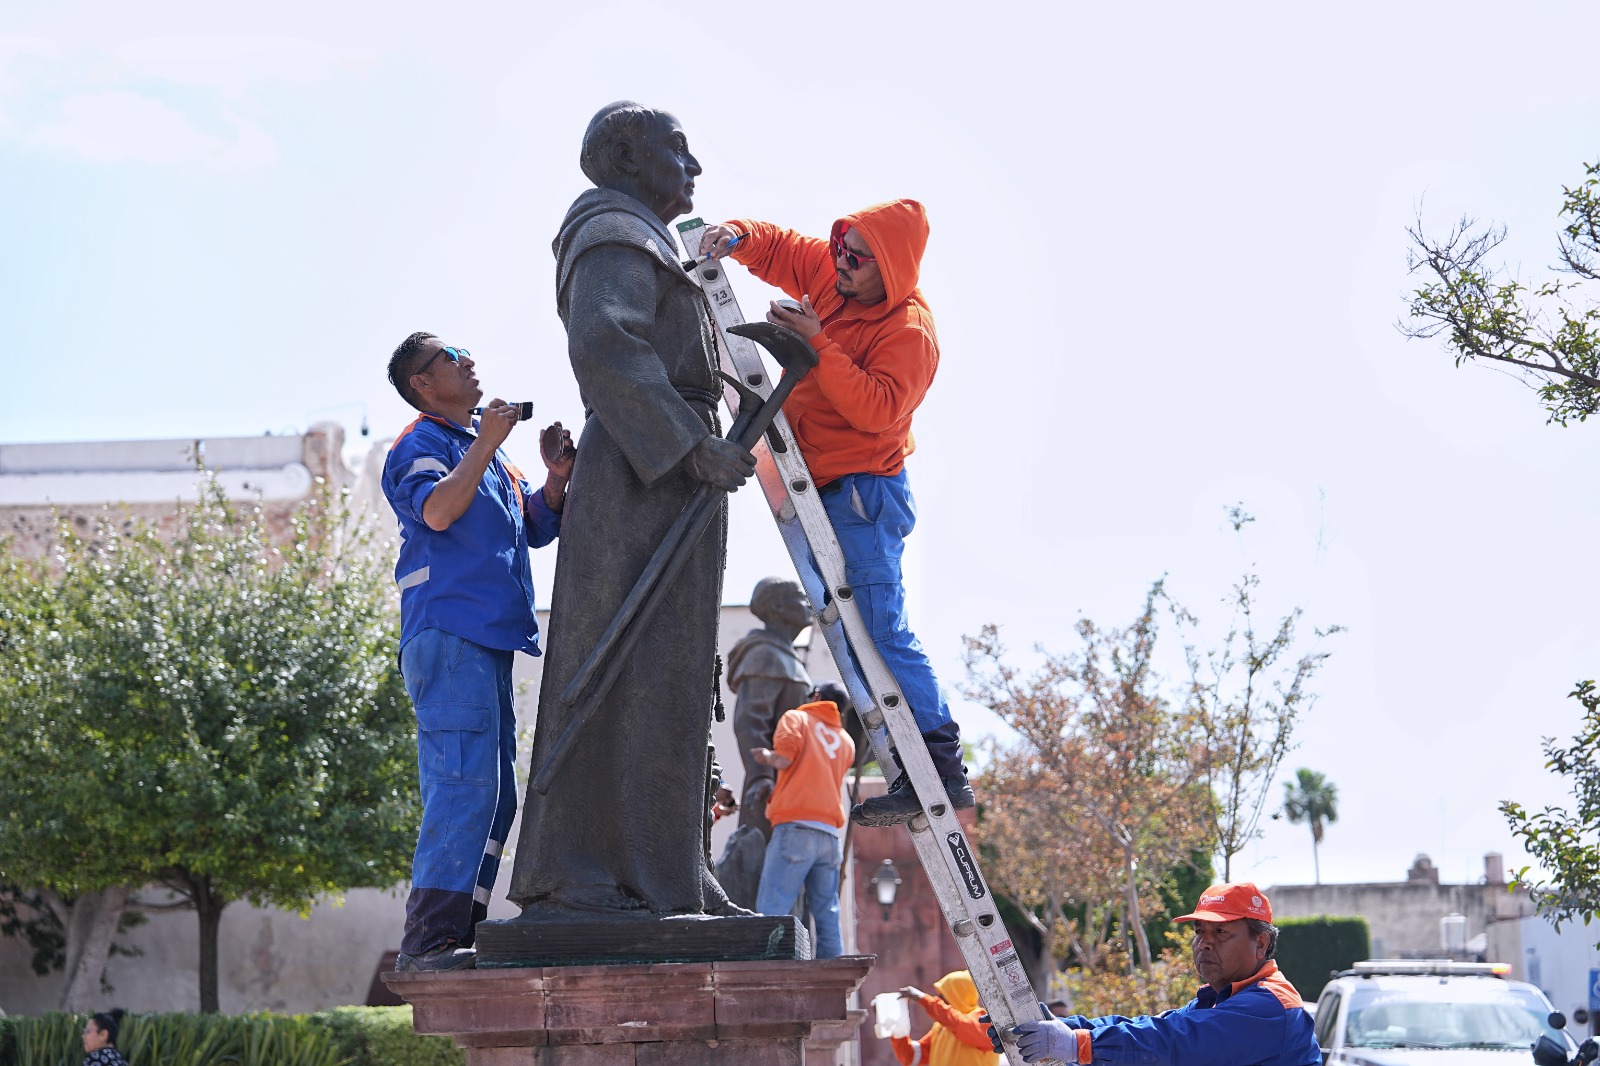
[988, 940, 1036, 1006]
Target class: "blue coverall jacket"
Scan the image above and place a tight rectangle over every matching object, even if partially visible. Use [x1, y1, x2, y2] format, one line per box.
[1059, 961, 1320, 1065]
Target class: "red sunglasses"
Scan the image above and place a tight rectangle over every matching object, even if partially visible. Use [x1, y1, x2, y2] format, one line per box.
[829, 223, 878, 271]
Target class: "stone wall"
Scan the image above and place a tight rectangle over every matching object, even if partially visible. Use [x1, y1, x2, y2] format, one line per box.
[1269, 853, 1535, 978]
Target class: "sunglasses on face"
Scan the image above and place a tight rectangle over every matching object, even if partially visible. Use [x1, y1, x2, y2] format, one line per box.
[416, 346, 469, 375]
[829, 224, 878, 271]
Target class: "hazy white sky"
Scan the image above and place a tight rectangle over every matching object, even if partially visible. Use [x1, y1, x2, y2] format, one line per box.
[4, 0, 1599, 896]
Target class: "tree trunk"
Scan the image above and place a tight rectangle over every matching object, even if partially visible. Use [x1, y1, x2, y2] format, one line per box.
[192, 874, 228, 1013]
[1123, 845, 1153, 971]
[57, 884, 131, 1011]
[1312, 830, 1321, 885]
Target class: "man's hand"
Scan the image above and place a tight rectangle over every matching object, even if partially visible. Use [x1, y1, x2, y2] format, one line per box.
[540, 422, 576, 478]
[767, 296, 822, 342]
[752, 746, 793, 770]
[476, 398, 521, 449]
[697, 224, 741, 259]
[682, 436, 755, 491]
[1013, 1016, 1078, 1064]
[898, 985, 928, 1000]
[712, 786, 738, 820]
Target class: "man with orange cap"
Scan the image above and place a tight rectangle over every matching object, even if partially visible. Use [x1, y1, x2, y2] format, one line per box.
[995, 882, 1320, 1064]
[699, 203, 972, 827]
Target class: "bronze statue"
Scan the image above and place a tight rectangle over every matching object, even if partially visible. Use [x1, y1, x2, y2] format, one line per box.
[727, 577, 813, 837]
[505, 102, 755, 919]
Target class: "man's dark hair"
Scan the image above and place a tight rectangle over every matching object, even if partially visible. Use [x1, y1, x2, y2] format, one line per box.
[580, 100, 656, 186]
[811, 681, 850, 713]
[1246, 918, 1279, 960]
[91, 1008, 125, 1046]
[388, 331, 437, 411]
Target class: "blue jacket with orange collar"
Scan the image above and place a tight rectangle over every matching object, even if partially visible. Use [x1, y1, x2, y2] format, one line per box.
[1055, 962, 1319, 1065]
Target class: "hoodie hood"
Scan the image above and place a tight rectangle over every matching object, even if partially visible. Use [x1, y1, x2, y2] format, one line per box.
[934, 970, 980, 1014]
[836, 198, 929, 319]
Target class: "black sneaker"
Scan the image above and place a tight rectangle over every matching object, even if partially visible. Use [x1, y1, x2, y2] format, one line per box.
[395, 942, 477, 972]
[851, 772, 975, 827]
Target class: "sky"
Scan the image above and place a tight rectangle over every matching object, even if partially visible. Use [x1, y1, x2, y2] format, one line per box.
[3, 0, 1599, 900]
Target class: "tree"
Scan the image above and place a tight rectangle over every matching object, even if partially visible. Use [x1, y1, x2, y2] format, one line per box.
[1501, 680, 1600, 937]
[0, 478, 419, 1011]
[1282, 768, 1339, 884]
[964, 584, 1213, 975]
[1403, 160, 1600, 424]
[1173, 506, 1341, 880]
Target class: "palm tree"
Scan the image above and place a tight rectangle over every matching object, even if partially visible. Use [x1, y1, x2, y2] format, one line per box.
[1283, 768, 1339, 884]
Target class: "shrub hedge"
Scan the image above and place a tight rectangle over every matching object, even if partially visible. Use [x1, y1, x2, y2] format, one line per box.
[0, 1006, 463, 1066]
[1275, 914, 1371, 1001]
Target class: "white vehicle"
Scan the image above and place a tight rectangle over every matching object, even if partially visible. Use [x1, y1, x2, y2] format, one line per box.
[1312, 960, 1582, 1064]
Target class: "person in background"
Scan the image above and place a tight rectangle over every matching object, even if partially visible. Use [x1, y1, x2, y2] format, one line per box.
[751, 681, 855, 957]
[887, 970, 1000, 1066]
[82, 1009, 130, 1066]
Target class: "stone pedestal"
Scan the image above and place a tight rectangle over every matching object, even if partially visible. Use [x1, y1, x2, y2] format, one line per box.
[384, 956, 874, 1065]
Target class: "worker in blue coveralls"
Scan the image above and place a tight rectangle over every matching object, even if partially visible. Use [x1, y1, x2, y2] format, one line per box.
[987, 882, 1320, 1065]
[381, 331, 576, 972]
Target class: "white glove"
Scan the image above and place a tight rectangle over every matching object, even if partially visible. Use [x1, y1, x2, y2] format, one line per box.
[1014, 1017, 1081, 1063]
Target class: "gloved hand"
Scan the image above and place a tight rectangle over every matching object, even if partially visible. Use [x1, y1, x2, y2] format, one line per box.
[1014, 1015, 1081, 1063]
[979, 1012, 1002, 1054]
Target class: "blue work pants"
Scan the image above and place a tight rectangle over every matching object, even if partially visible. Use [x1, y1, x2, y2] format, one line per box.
[756, 823, 843, 958]
[821, 471, 960, 782]
[399, 627, 518, 955]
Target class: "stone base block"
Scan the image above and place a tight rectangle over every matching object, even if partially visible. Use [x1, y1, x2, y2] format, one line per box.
[474, 912, 810, 968]
[384, 956, 873, 1065]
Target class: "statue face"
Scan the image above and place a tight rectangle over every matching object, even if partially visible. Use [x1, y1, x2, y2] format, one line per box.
[633, 111, 701, 224]
[770, 581, 810, 630]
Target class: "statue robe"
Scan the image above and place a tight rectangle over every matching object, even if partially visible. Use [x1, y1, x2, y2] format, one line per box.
[508, 188, 732, 915]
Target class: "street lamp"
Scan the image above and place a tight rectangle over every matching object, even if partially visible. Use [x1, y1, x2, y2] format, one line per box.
[870, 859, 902, 921]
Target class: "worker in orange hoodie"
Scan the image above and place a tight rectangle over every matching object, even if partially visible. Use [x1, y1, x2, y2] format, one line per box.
[699, 200, 971, 827]
[751, 681, 855, 957]
[887, 970, 1002, 1066]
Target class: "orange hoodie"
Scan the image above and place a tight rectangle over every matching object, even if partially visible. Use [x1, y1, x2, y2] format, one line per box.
[766, 700, 856, 830]
[726, 199, 937, 488]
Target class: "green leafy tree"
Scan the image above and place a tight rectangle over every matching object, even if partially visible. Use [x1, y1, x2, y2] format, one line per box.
[1502, 681, 1600, 938]
[1403, 160, 1600, 424]
[1282, 768, 1339, 884]
[0, 478, 418, 1011]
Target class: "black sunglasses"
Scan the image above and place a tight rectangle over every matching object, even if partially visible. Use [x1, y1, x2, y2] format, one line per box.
[416, 346, 468, 375]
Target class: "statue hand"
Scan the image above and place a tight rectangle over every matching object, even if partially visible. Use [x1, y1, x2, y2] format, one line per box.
[683, 436, 755, 491]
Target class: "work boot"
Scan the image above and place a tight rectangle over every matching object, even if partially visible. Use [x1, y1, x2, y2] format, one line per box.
[851, 769, 975, 828]
[395, 941, 477, 972]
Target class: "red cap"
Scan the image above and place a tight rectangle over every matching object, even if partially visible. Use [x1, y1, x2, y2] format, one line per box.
[1174, 882, 1273, 924]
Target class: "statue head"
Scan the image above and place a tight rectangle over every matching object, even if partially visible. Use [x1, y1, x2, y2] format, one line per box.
[580, 101, 701, 224]
[750, 577, 809, 636]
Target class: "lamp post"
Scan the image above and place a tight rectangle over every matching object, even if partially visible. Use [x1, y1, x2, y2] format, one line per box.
[870, 859, 902, 922]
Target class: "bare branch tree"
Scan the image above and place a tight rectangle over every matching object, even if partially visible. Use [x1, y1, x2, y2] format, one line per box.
[1401, 160, 1600, 425]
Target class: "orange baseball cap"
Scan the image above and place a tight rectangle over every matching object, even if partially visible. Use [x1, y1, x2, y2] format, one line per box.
[1174, 882, 1273, 923]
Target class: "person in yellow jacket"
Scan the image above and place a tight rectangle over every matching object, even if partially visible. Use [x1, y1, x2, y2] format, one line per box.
[889, 970, 1001, 1066]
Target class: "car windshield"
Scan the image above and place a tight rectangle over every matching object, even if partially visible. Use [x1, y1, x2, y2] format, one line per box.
[1344, 983, 1571, 1051]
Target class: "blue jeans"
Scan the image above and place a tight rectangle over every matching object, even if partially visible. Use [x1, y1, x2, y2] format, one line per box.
[399, 627, 517, 955]
[820, 470, 953, 735]
[756, 823, 843, 958]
